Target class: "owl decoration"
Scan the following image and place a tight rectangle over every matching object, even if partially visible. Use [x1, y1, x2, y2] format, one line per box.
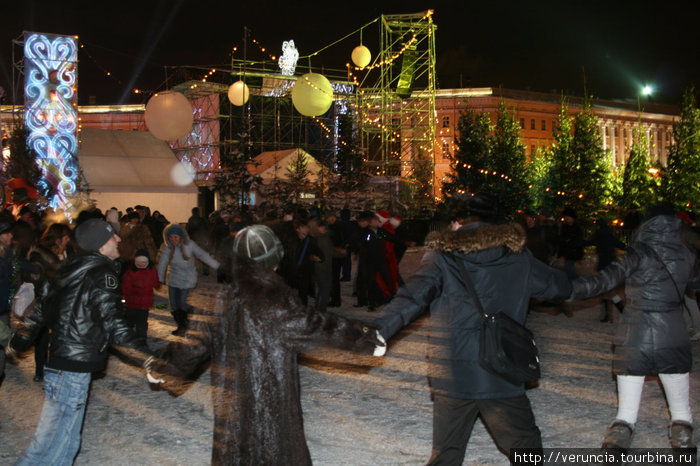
[278, 40, 299, 76]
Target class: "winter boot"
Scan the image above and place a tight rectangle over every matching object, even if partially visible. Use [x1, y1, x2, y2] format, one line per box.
[602, 420, 634, 451]
[669, 421, 695, 449]
[171, 310, 188, 336]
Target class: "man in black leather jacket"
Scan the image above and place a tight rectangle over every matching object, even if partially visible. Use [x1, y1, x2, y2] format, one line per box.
[11, 218, 152, 465]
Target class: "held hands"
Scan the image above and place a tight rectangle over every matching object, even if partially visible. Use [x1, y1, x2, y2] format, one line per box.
[146, 371, 165, 384]
[373, 332, 387, 357]
[356, 323, 387, 356]
[144, 355, 165, 384]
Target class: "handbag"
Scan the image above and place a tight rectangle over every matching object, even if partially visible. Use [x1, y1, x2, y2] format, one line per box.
[12, 282, 36, 318]
[453, 257, 541, 384]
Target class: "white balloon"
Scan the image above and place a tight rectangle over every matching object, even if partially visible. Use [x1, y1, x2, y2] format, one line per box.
[351, 45, 371, 68]
[170, 161, 195, 186]
[291, 73, 333, 117]
[228, 81, 250, 106]
[145, 91, 193, 141]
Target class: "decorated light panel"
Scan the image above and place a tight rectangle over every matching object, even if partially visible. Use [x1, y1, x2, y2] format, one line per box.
[23, 32, 79, 211]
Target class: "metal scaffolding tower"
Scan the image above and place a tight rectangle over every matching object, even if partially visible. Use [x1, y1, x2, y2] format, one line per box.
[357, 10, 437, 200]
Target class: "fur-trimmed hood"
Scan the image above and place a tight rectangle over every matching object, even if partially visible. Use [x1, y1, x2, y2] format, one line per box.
[425, 222, 526, 258]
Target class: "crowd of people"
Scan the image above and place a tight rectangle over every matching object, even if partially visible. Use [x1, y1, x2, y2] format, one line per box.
[0, 197, 699, 464]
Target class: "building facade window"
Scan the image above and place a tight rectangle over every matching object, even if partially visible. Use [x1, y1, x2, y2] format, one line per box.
[530, 119, 535, 130]
[442, 141, 451, 157]
[520, 118, 525, 129]
[541, 119, 546, 131]
[442, 115, 450, 128]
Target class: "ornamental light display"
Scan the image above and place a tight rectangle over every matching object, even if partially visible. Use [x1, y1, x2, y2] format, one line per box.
[23, 32, 79, 211]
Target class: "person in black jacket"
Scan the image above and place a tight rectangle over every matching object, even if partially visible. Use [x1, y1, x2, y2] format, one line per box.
[279, 219, 323, 305]
[10, 218, 153, 465]
[569, 204, 699, 451]
[556, 207, 584, 279]
[374, 194, 571, 465]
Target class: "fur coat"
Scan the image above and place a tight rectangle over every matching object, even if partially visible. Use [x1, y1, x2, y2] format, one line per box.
[375, 222, 572, 399]
[149, 255, 380, 465]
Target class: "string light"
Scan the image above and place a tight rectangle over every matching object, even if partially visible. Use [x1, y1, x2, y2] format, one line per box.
[354, 34, 417, 71]
[230, 34, 278, 62]
[79, 42, 123, 85]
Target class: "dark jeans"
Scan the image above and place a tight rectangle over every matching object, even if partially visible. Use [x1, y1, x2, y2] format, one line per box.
[427, 394, 542, 465]
[168, 286, 191, 313]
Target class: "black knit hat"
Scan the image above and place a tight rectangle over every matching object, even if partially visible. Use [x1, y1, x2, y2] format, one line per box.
[0, 221, 12, 235]
[646, 202, 675, 220]
[466, 192, 499, 221]
[75, 218, 116, 252]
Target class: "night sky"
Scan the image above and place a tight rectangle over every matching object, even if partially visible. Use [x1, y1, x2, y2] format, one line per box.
[1, 0, 698, 106]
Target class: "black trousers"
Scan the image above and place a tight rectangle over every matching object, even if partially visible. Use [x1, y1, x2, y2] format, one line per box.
[34, 327, 50, 377]
[330, 258, 343, 305]
[428, 394, 541, 465]
[124, 307, 149, 341]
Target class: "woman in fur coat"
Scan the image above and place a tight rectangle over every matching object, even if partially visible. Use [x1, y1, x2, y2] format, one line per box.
[148, 225, 385, 465]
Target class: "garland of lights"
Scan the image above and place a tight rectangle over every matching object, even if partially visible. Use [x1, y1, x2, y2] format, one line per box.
[354, 34, 417, 71]
[24, 32, 79, 212]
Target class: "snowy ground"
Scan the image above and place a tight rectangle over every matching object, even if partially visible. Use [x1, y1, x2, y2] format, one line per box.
[2, 248, 700, 465]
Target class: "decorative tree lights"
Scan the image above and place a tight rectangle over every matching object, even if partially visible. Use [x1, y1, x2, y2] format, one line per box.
[23, 32, 79, 211]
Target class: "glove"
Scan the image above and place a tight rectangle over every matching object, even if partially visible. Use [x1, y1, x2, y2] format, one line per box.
[144, 356, 165, 384]
[216, 266, 230, 284]
[373, 332, 387, 357]
[355, 322, 386, 353]
[146, 371, 165, 384]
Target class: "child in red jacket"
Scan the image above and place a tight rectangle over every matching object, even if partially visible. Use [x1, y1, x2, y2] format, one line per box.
[122, 249, 160, 342]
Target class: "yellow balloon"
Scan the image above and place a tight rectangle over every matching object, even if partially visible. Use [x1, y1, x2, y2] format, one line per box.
[228, 80, 250, 106]
[145, 91, 193, 141]
[351, 45, 371, 68]
[291, 73, 333, 117]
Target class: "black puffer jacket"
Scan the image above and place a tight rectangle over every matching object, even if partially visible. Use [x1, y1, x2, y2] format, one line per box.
[20, 252, 149, 373]
[571, 214, 698, 375]
[374, 222, 571, 399]
[150, 255, 379, 465]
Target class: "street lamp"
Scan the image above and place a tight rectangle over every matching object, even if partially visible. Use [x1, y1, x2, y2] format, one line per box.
[642, 85, 653, 96]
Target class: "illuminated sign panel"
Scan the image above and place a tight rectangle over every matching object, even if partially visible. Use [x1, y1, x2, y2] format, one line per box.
[24, 32, 79, 211]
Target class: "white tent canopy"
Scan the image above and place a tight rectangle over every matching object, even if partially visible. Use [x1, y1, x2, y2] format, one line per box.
[78, 128, 198, 223]
[247, 148, 324, 181]
[244, 148, 325, 206]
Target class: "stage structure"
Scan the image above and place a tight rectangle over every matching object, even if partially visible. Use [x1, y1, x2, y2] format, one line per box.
[356, 11, 437, 204]
[15, 32, 81, 212]
[166, 62, 353, 185]
[161, 11, 437, 211]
